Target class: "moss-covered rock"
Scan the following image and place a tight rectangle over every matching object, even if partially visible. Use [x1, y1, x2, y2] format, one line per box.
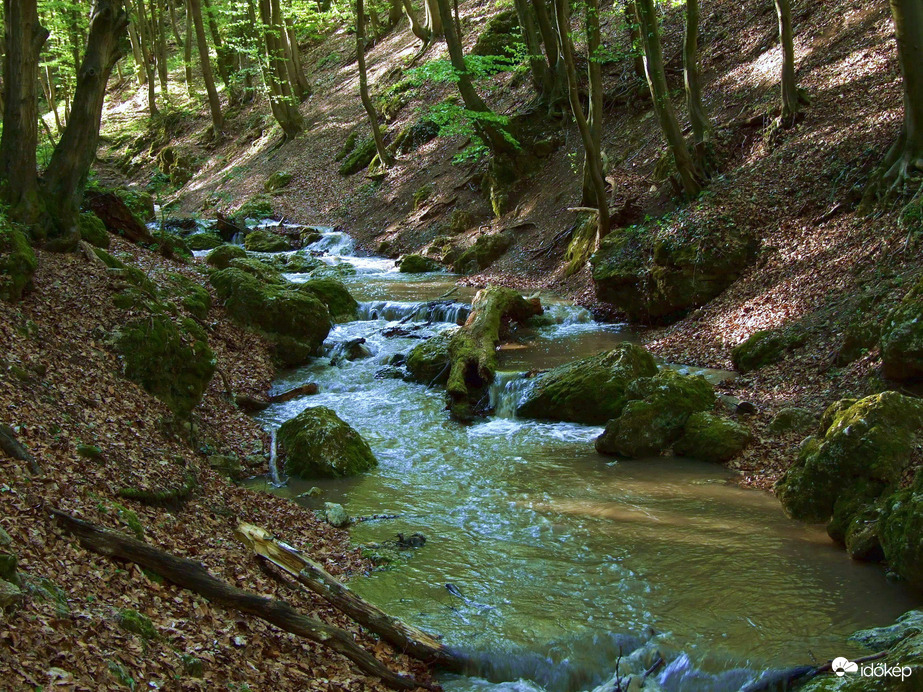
[309, 263, 357, 280]
[776, 392, 923, 529]
[674, 412, 751, 462]
[880, 477, 923, 588]
[114, 188, 155, 222]
[237, 194, 274, 221]
[244, 230, 292, 253]
[186, 232, 224, 251]
[452, 232, 514, 274]
[78, 212, 110, 249]
[114, 314, 216, 417]
[881, 275, 923, 381]
[274, 250, 324, 274]
[0, 219, 37, 302]
[731, 327, 805, 374]
[228, 256, 284, 284]
[768, 407, 817, 435]
[163, 272, 212, 320]
[591, 214, 759, 324]
[264, 171, 293, 192]
[205, 244, 247, 269]
[210, 268, 331, 366]
[295, 278, 358, 322]
[516, 343, 659, 424]
[406, 332, 453, 385]
[398, 254, 440, 273]
[392, 118, 439, 155]
[338, 136, 377, 176]
[471, 9, 520, 59]
[836, 318, 881, 366]
[278, 406, 378, 478]
[118, 609, 157, 639]
[595, 370, 716, 458]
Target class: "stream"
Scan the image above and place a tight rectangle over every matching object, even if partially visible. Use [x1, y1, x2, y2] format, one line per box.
[239, 226, 919, 691]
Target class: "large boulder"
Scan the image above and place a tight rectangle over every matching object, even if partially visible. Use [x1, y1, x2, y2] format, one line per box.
[295, 278, 358, 322]
[775, 392, 923, 536]
[114, 314, 216, 417]
[516, 343, 658, 424]
[881, 275, 923, 381]
[162, 272, 212, 321]
[880, 477, 923, 588]
[674, 411, 751, 463]
[452, 232, 513, 274]
[244, 230, 292, 253]
[398, 254, 440, 273]
[405, 332, 453, 385]
[78, 212, 110, 249]
[210, 268, 331, 366]
[731, 328, 805, 374]
[591, 214, 759, 324]
[205, 244, 246, 269]
[278, 406, 378, 478]
[0, 220, 37, 303]
[186, 232, 224, 251]
[595, 369, 715, 458]
[228, 256, 285, 284]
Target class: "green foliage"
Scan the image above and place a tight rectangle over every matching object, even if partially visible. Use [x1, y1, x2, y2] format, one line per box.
[425, 100, 517, 163]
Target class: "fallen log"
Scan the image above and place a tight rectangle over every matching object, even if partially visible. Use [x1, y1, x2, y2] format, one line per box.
[268, 382, 319, 403]
[0, 423, 42, 476]
[84, 191, 156, 244]
[52, 510, 434, 691]
[446, 287, 542, 421]
[235, 522, 466, 672]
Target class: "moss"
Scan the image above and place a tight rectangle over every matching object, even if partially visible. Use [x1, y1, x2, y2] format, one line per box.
[595, 369, 716, 458]
[392, 118, 439, 155]
[335, 130, 359, 162]
[114, 188, 155, 222]
[210, 268, 331, 366]
[114, 314, 216, 417]
[228, 256, 284, 284]
[731, 327, 805, 374]
[264, 171, 293, 192]
[273, 250, 323, 273]
[162, 272, 212, 320]
[674, 412, 752, 462]
[93, 247, 127, 269]
[278, 406, 378, 478]
[412, 184, 435, 211]
[157, 234, 191, 262]
[836, 318, 881, 366]
[0, 552, 17, 583]
[406, 332, 453, 385]
[768, 407, 816, 435]
[185, 232, 224, 251]
[452, 232, 513, 274]
[205, 244, 246, 269]
[881, 476, 923, 588]
[118, 609, 157, 639]
[310, 263, 357, 280]
[448, 209, 473, 234]
[78, 212, 110, 249]
[881, 275, 923, 381]
[398, 254, 440, 273]
[118, 470, 197, 508]
[516, 343, 658, 424]
[113, 503, 145, 540]
[338, 136, 378, 176]
[776, 392, 923, 525]
[243, 230, 291, 253]
[471, 9, 521, 59]
[0, 218, 37, 303]
[77, 444, 103, 459]
[237, 194, 274, 221]
[295, 278, 358, 322]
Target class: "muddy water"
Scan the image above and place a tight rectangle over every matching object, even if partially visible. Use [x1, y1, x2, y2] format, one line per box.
[247, 230, 919, 691]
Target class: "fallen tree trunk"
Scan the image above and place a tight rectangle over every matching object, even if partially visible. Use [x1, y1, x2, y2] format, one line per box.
[236, 522, 467, 671]
[446, 287, 542, 421]
[84, 191, 156, 244]
[52, 510, 434, 691]
[0, 423, 42, 476]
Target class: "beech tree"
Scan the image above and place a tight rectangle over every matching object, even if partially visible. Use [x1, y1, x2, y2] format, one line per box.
[683, 0, 710, 162]
[258, 0, 303, 138]
[188, 0, 224, 133]
[356, 0, 392, 167]
[774, 0, 805, 123]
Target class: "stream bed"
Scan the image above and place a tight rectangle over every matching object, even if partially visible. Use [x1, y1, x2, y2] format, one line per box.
[243, 227, 919, 691]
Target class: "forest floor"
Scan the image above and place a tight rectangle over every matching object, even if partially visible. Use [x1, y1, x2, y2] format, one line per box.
[97, 0, 917, 491]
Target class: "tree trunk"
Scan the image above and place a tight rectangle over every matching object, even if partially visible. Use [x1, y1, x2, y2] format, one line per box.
[0, 0, 48, 225]
[258, 0, 303, 139]
[402, 0, 429, 43]
[167, 0, 183, 45]
[512, 0, 550, 97]
[684, 0, 710, 153]
[634, 0, 702, 198]
[130, 0, 159, 114]
[863, 0, 923, 206]
[281, 10, 311, 100]
[774, 0, 801, 121]
[555, 0, 609, 240]
[126, 10, 145, 84]
[188, 0, 223, 133]
[388, 0, 402, 27]
[183, 2, 194, 95]
[42, 0, 129, 250]
[52, 511, 434, 692]
[153, 0, 170, 97]
[356, 0, 393, 167]
[41, 65, 63, 131]
[580, 0, 603, 207]
[624, 0, 645, 81]
[529, 0, 565, 109]
[423, 0, 442, 37]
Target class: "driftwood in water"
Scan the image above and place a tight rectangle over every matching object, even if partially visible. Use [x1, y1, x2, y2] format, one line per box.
[0, 423, 42, 476]
[52, 510, 433, 691]
[446, 286, 542, 421]
[84, 191, 156, 244]
[235, 522, 466, 672]
[269, 382, 319, 403]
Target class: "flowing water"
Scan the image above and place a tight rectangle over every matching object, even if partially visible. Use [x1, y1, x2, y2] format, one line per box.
[245, 228, 919, 691]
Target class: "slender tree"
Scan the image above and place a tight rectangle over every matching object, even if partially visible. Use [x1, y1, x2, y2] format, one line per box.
[403, 0, 429, 43]
[580, 0, 604, 207]
[774, 0, 803, 122]
[356, 0, 392, 168]
[634, 0, 702, 198]
[257, 0, 303, 138]
[422, 0, 441, 38]
[529, 0, 565, 108]
[188, 0, 223, 133]
[129, 0, 158, 114]
[624, 0, 645, 81]
[183, 2, 194, 94]
[554, 0, 608, 240]
[683, 0, 710, 160]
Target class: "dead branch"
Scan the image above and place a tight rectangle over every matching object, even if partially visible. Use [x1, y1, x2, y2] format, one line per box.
[0, 423, 42, 476]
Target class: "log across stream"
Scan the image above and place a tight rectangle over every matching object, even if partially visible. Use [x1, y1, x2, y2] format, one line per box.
[245, 228, 920, 691]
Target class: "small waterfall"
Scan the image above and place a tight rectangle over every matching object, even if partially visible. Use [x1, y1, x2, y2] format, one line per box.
[489, 372, 532, 418]
[538, 304, 594, 326]
[306, 231, 355, 256]
[357, 300, 471, 324]
[268, 429, 284, 487]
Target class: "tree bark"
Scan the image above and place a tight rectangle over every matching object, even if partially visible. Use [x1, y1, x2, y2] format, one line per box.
[774, 0, 801, 121]
[513, 0, 550, 97]
[41, 65, 63, 132]
[388, 0, 402, 27]
[188, 0, 223, 133]
[580, 0, 603, 207]
[152, 0, 170, 97]
[402, 0, 429, 43]
[356, 0, 393, 167]
[129, 0, 159, 114]
[126, 9, 145, 84]
[257, 0, 303, 138]
[0, 0, 48, 225]
[529, 0, 565, 109]
[284, 14, 312, 100]
[634, 0, 702, 198]
[183, 2, 194, 95]
[41, 0, 129, 250]
[423, 0, 442, 37]
[52, 511, 434, 691]
[554, 0, 609, 240]
[684, 0, 710, 153]
[624, 0, 645, 81]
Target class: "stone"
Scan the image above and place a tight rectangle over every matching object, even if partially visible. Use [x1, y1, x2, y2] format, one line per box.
[0, 219, 37, 303]
[228, 256, 285, 284]
[78, 212, 109, 249]
[264, 171, 293, 192]
[397, 254, 440, 273]
[0, 552, 17, 583]
[295, 278, 358, 322]
[205, 244, 246, 269]
[516, 343, 659, 425]
[0, 580, 22, 609]
[405, 332, 453, 385]
[674, 412, 752, 463]
[323, 502, 350, 528]
[163, 272, 212, 321]
[185, 232, 224, 251]
[595, 369, 715, 458]
[881, 275, 923, 381]
[836, 319, 881, 366]
[850, 609, 923, 651]
[118, 609, 157, 639]
[768, 407, 817, 435]
[880, 476, 923, 588]
[243, 230, 291, 253]
[338, 136, 377, 176]
[452, 231, 513, 274]
[76, 444, 103, 460]
[237, 194, 274, 221]
[731, 328, 805, 374]
[471, 9, 520, 58]
[278, 406, 378, 478]
[776, 392, 923, 528]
